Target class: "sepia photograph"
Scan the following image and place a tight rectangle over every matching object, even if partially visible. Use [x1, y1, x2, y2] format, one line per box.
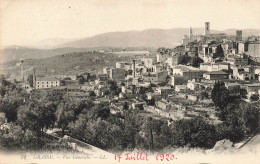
[0, 0, 260, 163]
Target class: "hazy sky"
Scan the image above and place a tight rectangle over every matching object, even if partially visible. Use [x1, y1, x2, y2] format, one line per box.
[1, 0, 260, 46]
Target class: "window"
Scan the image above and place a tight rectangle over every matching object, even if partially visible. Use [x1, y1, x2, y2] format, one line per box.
[42, 85, 44, 87]
[51, 82, 53, 84]
[38, 85, 39, 88]
[47, 82, 48, 84]
[38, 82, 39, 84]
[47, 85, 48, 87]
[42, 82, 44, 84]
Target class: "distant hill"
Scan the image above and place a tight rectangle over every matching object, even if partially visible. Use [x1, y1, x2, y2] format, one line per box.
[0, 46, 155, 63]
[33, 38, 79, 49]
[0, 47, 90, 63]
[1, 28, 260, 63]
[59, 28, 260, 48]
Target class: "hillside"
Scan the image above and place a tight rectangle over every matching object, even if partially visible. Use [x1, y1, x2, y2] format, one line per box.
[0, 46, 155, 63]
[0, 47, 98, 63]
[2, 51, 133, 79]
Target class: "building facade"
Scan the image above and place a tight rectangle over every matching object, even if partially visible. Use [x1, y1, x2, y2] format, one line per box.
[36, 77, 60, 89]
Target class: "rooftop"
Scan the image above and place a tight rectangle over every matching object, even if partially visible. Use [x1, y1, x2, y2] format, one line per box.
[246, 83, 260, 87]
[36, 76, 60, 81]
[205, 71, 228, 75]
[174, 65, 200, 72]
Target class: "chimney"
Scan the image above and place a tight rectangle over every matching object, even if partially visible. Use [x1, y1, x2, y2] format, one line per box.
[133, 59, 136, 78]
[189, 27, 193, 38]
[21, 60, 24, 82]
[33, 67, 36, 87]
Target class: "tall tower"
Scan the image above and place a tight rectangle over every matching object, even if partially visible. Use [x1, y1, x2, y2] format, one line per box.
[189, 27, 193, 38]
[236, 30, 242, 41]
[204, 22, 210, 35]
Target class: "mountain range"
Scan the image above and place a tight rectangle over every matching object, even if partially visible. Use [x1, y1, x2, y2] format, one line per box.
[58, 28, 260, 48]
[1, 28, 260, 62]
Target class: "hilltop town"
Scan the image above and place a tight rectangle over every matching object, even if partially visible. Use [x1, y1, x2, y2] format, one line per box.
[0, 22, 260, 154]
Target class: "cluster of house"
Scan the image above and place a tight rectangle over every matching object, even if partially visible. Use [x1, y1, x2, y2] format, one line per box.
[16, 22, 260, 122]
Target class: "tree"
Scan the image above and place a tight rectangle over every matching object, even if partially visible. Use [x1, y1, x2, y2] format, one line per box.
[215, 101, 260, 142]
[0, 89, 27, 122]
[74, 99, 94, 117]
[68, 114, 89, 142]
[77, 75, 85, 84]
[123, 102, 129, 110]
[213, 45, 224, 59]
[55, 100, 76, 135]
[191, 56, 204, 68]
[211, 82, 230, 110]
[147, 98, 155, 106]
[17, 101, 56, 133]
[138, 117, 155, 151]
[89, 91, 96, 97]
[91, 102, 110, 121]
[94, 119, 124, 150]
[201, 91, 209, 100]
[107, 80, 118, 91]
[215, 86, 230, 109]
[178, 55, 191, 65]
[121, 111, 138, 150]
[173, 116, 216, 148]
[250, 94, 259, 101]
[0, 123, 45, 150]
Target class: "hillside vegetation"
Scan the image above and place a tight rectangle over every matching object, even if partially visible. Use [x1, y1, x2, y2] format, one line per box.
[2, 52, 133, 78]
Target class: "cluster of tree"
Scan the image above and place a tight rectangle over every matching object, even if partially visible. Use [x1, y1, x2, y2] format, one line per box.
[0, 77, 95, 150]
[76, 73, 97, 84]
[68, 106, 218, 152]
[177, 55, 204, 68]
[173, 45, 185, 56]
[211, 82, 260, 142]
[212, 45, 224, 59]
[106, 80, 121, 97]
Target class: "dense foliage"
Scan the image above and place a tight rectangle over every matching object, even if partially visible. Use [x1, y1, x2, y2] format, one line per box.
[212, 82, 260, 142]
[177, 55, 203, 67]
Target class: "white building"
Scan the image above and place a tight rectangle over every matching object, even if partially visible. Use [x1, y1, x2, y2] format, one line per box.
[187, 81, 199, 90]
[200, 62, 230, 72]
[175, 85, 187, 92]
[36, 77, 60, 89]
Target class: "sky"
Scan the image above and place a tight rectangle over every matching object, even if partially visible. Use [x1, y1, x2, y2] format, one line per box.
[1, 0, 260, 46]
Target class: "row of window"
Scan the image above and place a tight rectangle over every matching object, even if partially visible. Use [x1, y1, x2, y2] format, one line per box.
[37, 81, 58, 84]
[37, 84, 58, 88]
